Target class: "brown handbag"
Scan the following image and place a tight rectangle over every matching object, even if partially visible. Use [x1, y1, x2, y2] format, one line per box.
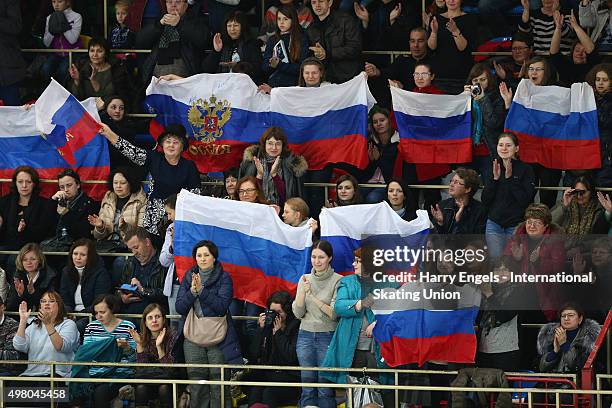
[183, 308, 228, 347]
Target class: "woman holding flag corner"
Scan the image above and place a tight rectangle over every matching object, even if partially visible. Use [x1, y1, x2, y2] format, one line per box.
[98, 122, 200, 240]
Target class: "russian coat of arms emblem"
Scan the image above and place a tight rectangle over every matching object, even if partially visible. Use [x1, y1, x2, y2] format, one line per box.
[187, 95, 232, 143]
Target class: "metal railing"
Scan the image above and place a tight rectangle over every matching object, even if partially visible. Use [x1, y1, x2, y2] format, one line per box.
[0, 359, 585, 408]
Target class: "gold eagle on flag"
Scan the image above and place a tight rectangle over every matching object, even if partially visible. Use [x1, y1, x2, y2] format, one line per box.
[187, 95, 232, 143]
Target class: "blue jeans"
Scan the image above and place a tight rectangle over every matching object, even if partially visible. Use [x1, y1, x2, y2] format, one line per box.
[485, 219, 517, 259]
[296, 330, 335, 408]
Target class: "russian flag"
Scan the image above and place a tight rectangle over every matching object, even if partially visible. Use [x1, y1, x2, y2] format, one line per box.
[320, 203, 431, 274]
[174, 190, 312, 307]
[373, 286, 481, 367]
[504, 79, 600, 170]
[269, 74, 373, 171]
[392, 87, 472, 164]
[0, 101, 109, 200]
[145, 73, 372, 172]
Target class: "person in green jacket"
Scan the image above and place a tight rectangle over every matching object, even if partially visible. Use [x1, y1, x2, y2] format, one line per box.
[321, 247, 387, 384]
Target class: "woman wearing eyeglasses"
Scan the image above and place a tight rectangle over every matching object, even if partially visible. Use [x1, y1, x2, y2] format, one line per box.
[239, 127, 308, 208]
[409, 62, 444, 94]
[504, 203, 566, 321]
[551, 176, 607, 250]
[500, 57, 561, 210]
[537, 302, 599, 378]
[13, 291, 80, 378]
[321, 247, 392, 405]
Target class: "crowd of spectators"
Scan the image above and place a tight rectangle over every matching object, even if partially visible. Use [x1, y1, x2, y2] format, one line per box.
[1, 0, 612, 406]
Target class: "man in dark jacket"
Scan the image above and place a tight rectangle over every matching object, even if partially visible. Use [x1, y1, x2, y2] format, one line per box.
[0, 0, 25, 105]
[248, 291, 301, 407]
[135, 0, 208, 84]
[119, 226, 167, 314]
[307, 0, 362, 84]
[52, 169, 100, 241]
[431, 168, 488, 234]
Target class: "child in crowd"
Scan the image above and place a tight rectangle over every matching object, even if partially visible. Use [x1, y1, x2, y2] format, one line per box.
[42, 0, 82, 84]
[111, 0, 136, 66]
[259, 0, 313, 45]
[111, 0, 135, 51]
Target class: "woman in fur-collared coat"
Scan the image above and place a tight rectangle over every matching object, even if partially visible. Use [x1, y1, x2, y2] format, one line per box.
[537, 302, 600, 374]
[239, 126, 308, 207]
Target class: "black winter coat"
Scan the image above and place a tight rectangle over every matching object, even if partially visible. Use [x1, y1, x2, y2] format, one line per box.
[59, 262, 112, 312]
[356, 132, 399, 184]
[481, 159, 536, 228]
[249, 317, 300, 368]
[597, 93, 612, 168]
[135, 10, 209, 83]
[56, 191, 100, 240]
[0, 0, 25, 87]
[6, 266, 56, 312]
[307, 11, 362, 84]
[473, 91, 506, 156]
[0, 194, 57, 249]
[433, 197, 488, 234]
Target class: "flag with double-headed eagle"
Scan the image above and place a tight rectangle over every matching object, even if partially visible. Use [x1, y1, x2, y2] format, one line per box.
[145, 73, 374, 172]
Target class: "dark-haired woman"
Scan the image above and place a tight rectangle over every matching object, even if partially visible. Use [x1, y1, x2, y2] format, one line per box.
[322, 247, 388, 388]
[587, 64, 612, 187]
[482, 132, 536, 259]
[326, 174, 363, 208]
[501, 56, 561, 209]
[537, 303, 599, 374]
[67, 37, 132, 104]
[293, 240, 342, 408]
[357, 106, 400, 204]
[51, 168, 100, 241]
[552, 176, 607, 250]
[176, 240, 242, 407]
[98, 95, 151, 178]
[82, 294, 137, 406]
[223, 167, 239, 199]
[0, 166, 56, 251]
[386, 178, 418, 221]
[262, 5, 310, 87]
[99, 123, 201, 237]
[129, 303, 176, 408]
[59, 239, 111, 332]
[248, 291, 301, 407]
[239, 126, 308, 207]
[203, 11, 263, 82]
[465, 63, 505, 180]
[14, 291, 80, 378]
[88, 167, 147, 241]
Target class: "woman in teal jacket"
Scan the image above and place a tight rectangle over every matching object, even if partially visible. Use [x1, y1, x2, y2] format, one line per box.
[321, 247, 386, 384]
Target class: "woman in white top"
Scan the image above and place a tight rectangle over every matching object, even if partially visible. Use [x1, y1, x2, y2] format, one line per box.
[13, 291, 80, 378]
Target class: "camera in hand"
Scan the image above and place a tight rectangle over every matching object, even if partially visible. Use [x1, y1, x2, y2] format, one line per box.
[264, 309, 278, 327]
[470, 84, 482, 96]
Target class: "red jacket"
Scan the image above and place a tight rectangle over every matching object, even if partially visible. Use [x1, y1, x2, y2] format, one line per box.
[503, 223, 566, 321]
